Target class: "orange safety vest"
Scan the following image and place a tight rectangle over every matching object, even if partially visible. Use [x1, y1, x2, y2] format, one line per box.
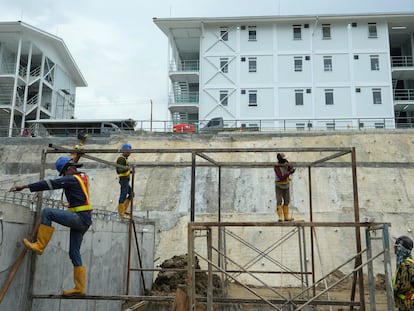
[275, 165, 291, 185]
[67, 173, 93, 213]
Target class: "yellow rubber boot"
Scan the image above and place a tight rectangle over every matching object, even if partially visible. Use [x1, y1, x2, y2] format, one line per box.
[63, 266, 86, 296]
[276, 205, 283, 222]
[122, 199, 131, 218]
[117, 203, 125, 216]
[23, 224, 54, 255]
[283, 205, 294, 221]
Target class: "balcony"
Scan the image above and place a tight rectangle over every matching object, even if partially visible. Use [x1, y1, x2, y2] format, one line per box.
[168, 91, 199, 113]
[391, 56, 414, 80]
[169, 60, 199, 83]
[394, 89, 414, 101]
[391, 56, 413, 67]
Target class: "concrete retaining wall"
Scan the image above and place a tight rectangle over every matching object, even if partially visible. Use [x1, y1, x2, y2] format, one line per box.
[0, 130, 413, 309]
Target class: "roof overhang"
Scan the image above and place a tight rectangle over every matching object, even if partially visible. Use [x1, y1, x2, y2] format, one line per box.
[0, 21, 87, 87]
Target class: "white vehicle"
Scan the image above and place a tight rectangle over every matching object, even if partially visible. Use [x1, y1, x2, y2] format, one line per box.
[26, 119, 136, 137]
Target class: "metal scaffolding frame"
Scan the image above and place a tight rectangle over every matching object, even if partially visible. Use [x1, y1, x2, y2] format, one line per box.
[7, 144, 394, 311]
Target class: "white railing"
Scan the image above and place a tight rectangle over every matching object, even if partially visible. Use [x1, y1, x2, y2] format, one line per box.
[169, 91, 199, 105]
[391, 56, 414, 67]
[0, 63, 17, 75]
[26, 94, 39, 107]
[169, 60, 199, 72]
[0, 117, 413, 137]
[394, 89, 414, 101]
[133, 117, 407, 133]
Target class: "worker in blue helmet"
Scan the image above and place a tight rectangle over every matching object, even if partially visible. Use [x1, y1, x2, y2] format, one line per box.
[9, 155, 92, 296]
[116, 143, 133, 218]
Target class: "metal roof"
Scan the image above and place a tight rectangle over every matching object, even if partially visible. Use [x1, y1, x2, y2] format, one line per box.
[0, 21, 87, 87]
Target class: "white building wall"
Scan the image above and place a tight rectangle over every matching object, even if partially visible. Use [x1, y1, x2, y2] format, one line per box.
[198, 18, 394, 127]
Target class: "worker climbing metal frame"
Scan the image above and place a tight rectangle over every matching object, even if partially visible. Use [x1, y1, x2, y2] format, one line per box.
[0, 145, 395, 310]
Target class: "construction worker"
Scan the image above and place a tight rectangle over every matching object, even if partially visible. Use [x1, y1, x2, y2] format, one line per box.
[117, 143, 133, 218]
[9, 155, 92, 296]
[70, 130, 88, 160]
[274, 153, 296, 221]
[393, 235, 414, 310]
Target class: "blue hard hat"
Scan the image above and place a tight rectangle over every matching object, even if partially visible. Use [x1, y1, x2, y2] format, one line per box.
[121, 143, 132, 150]
[56, 156, 72, 175]
[55, 156, 82, 175]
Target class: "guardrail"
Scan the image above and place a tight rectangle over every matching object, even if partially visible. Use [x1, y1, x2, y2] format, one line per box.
[0, 117, 413, 137]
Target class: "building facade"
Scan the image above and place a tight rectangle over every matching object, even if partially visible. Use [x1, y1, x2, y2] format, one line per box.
[0, 21, 86, 137]
[154, 13, 414, 130]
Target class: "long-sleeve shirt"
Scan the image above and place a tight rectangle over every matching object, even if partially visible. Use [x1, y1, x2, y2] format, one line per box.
[28, 173, 92, 225]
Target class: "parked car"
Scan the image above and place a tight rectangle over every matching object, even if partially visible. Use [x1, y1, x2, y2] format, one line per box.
[172, 123, 195, 133]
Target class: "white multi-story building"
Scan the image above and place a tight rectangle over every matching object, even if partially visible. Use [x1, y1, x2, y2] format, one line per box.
[154, 13, 414, 130]
[0, 21, 86, 137]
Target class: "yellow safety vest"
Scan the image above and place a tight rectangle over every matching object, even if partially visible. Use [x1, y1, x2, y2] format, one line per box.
[67, 173, 93, 213]
[117, 156, 130, 177]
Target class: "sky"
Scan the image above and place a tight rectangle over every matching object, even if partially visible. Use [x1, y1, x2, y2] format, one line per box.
[1, 0, 413, 122]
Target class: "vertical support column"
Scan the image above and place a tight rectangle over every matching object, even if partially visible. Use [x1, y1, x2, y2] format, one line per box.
[351, 147, 365, 310]
[207, 228, 213, 311]
[35, 54, 45, 121]
[382, 223, 395, 311]
[8, 35, 22, 137]
[308, 166, 316, 295]
[22, 42, 33, 132]
[365, 228, 376, 311]
[190, 152, 196, 222]
[126, 168, 134, 294]
[28, 149, 47, 311]
[187, 224, 196, 311]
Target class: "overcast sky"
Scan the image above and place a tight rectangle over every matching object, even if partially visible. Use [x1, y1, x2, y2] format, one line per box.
[1, 0, 413, 122]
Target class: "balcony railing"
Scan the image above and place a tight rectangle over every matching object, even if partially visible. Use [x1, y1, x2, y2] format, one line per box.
[169, 92, 199, 105]
[391, 56, 414, 67]
[394, 89, 414, 101]
[169, 60, 199, 72]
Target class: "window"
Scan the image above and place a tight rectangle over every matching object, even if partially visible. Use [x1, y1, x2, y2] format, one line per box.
[368, 23, 377, 38]
[372, 88, 382, 104]
[220, 27, 228, 41]
[248, 90, 257, 106]
[295, 89, 304, 105]
[323, 56, 332, 71]
[248, 57, 257, 72]
[370, 55, 380, 71]
[322, 24, 331, 39]
[296, 123, 305, 130]
[220, 90, 228, 106]
[294, 56, 303, 72]
[326, 122, 335, 130]
[325, 89, 334, 105]
[293, 25, 302, 40]
[248, 26, 256, 41]
[374, 122, 385, 128]
[220, 58, 229, 73]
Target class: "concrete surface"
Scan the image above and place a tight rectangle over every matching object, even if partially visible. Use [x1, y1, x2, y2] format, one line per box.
[0, 130, 413, 310]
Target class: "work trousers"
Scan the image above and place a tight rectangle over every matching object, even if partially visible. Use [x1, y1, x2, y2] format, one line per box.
[118, 177, 132, 203]
[275, 185, 290, 206]
[41, 208, 90, 266]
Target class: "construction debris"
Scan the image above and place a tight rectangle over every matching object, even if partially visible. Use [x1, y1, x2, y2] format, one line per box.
[149, 254, 221, 297]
